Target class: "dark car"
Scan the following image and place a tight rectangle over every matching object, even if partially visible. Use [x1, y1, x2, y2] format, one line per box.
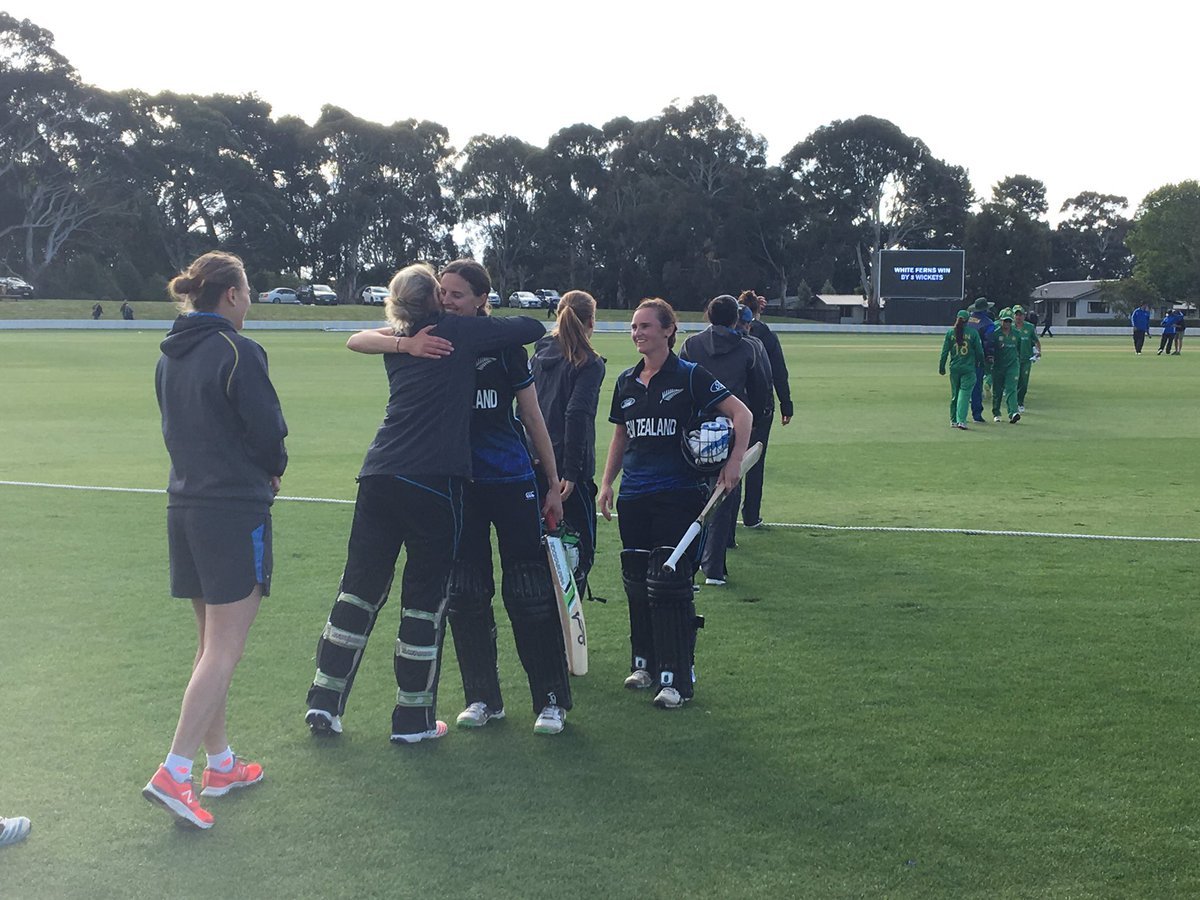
[297, 284, 339, 306]
[0, 276, 34, 298]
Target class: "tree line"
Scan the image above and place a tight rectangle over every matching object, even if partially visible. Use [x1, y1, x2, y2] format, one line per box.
[2, 14, 1197, 318]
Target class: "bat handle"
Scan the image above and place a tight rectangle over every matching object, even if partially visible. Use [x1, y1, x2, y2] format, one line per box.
[663, 522, 702, 572]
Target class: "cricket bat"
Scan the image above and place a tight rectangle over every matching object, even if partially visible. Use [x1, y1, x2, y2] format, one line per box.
[545, 529, 588, 676]
[663, 441, 763, 572]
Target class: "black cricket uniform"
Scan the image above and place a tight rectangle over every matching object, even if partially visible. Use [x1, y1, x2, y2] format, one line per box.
[307, 313, 545, 737]
[609, 352, 730, 698]
[449, 344, 571, 716]
[741, 318, 794, 528]
[530, 334, 606, 589]
[156, 312, 288, 605]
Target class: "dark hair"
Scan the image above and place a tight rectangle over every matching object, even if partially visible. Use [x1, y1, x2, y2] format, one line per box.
[635, 297, 678, 349]
[168, 251, 245, 312]
[552, 290, 598, 368]
[440, 259, 491, 298]
[954, 318, 965, 347]
[705, 295, 739, 328]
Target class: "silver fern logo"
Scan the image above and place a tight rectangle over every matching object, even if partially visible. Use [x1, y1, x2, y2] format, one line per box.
[661, 388, 684, 402]
[475, 357, 495, 370]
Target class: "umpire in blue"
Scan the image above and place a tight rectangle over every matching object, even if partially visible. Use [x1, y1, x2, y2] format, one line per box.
[965, 297, 996, 423]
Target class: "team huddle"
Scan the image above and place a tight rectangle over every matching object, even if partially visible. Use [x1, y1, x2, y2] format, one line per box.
[142, 252, 793, 831]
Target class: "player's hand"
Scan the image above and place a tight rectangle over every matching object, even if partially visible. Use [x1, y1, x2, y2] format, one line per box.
[718, 452, 743, 494]
[270, 475, 281, 495]
[542, 483, 563, 530]
[780, 414, 792, 426]
[939, 368, 946, 376]
[558, 479, 575, 502]
[405, 326, 453, 359]
[599, 484, 614, 520]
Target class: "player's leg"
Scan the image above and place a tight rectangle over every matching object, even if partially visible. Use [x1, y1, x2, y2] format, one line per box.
[494, 480, 572, 732]
[306, 477, 404, 733]
[970, 365, 985, 421]
[617, 494, 655, 688]
[741, 419, 772, 527]
[1017, 365, 1031, 408]
[700, 485, 739, 584]
[447, 486, 504, 725]
[389, 476, 464, 743]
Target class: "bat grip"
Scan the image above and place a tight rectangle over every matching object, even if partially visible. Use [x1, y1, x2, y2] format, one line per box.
[663, 522, 702, 572]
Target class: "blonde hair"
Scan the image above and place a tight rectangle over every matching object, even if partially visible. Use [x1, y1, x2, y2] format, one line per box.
[635, 297, 678, 349]
[552, 290, 597, 367]
[385, 263, 440, 334]
[168, 251, 245, 312]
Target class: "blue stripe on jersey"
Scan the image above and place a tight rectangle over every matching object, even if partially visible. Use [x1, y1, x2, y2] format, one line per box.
[251, 523, 265, 583]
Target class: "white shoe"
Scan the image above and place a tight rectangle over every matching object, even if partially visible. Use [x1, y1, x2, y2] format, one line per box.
[1018, 405, 1025, 413]
[0, 816, 31, 847]
[624, 669, 654, 690]
[305, 708, 343, 735]
[704, 577, 726, 586]
[533, 705, 565, 735]
[994, 415, 1002, 423]
[455, 701, 505, 728]
[390, 721, 449, 744]
[653, 686, 688, 709]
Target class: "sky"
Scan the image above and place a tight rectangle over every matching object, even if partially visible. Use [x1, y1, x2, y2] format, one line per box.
[9, 0, 1196, 223]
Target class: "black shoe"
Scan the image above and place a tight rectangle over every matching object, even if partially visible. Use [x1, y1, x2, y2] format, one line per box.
[1009, 412, 1021, 424]
[744, 518, 765, 529]
[972, 416, 985, 423]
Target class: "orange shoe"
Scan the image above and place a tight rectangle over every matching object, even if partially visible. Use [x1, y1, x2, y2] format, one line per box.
[142, 766, 213, 829]
[200, 758, 264, 798]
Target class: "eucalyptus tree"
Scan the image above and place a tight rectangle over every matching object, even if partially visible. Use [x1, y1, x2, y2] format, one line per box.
[963, 175, 1052, 307]
[1052, 191, 1132, 281]
[783, 115, 972, 320]
[1126, 180, 1200, 304]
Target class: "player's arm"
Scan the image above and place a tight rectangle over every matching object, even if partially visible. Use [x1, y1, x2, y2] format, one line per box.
[598, 425, 626, 521]
[515, 384, 563, 526]
[346, 325, 452, 357]
[714, 394, 753, 494]
[938, 333, 951, 375]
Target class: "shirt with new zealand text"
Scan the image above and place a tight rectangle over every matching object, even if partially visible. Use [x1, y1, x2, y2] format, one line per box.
[608, 352, 731, 498]
[470, 345, 535, 483]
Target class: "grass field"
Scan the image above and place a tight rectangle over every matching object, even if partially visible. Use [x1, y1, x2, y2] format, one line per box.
[2, 329, 1199, 898]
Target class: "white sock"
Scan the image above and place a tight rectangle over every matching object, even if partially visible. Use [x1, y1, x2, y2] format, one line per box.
[206, 747, 235, 773]
[164, 753, 193, 783]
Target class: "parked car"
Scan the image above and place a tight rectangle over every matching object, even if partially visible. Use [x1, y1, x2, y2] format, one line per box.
[298, 284, 339, 305]
[258, 287, 300, 304]
[507, 291, 542, 309]
[535, 289, 561, 309]
[487, 291, 501, 308]
[0, 276, 34, 298]
[360, 285, 388, 305]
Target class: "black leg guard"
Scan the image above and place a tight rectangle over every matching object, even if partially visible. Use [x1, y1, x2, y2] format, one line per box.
[621, 549, 654, 674]
[307, 579, 391, 716]
[647, 547, 699, 700]
[446, 564, 503, 711]
[392, 589, 451, 736]
[502, 560, 572, 713]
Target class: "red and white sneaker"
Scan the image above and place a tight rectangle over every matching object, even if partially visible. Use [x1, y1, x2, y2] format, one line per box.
[390, 720, 449, 744]
[142, 766, 213, 829]
[200, 758, 264, 798]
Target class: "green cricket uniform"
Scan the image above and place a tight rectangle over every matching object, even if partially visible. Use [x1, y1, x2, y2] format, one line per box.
[991, 327, 1021, 417]
[939, 328, 984, 425]
[1014, 321, 1037, 406]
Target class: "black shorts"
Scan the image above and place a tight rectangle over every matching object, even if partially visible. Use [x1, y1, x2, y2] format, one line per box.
[168, 506, 272, 604]
[616, 486, 707, 558]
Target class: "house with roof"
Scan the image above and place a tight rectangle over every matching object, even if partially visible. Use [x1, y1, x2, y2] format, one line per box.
[1029, 281, 1111, 322]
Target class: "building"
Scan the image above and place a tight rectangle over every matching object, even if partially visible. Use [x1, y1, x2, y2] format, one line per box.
[1029, 281, 1110, 322]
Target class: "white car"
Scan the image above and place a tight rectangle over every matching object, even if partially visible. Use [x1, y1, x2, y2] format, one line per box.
[508, 291, 542, 309]
[259, 287, 300, 304]
[487, 291, 501, 307]
[360, 286, 388, 305]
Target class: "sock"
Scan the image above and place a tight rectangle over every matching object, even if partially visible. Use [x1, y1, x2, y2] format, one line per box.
[206, 746, 235, 773]
[164, 753, 193, 783]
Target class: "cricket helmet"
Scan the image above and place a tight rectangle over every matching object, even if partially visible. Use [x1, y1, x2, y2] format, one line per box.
[681, 415, 733, 474]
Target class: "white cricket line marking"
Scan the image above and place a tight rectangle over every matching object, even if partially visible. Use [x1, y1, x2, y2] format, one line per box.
[2, 480, 1196, 543]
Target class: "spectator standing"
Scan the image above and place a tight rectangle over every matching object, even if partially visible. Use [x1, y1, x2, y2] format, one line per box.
[1157, 310, 1182, 355]
[91, 302, 103, 320]
[1173, 314, 1187, 354]
[121, 301, 135, 320]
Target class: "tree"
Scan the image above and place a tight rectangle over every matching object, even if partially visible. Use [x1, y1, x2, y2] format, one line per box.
[1052, 192, 1132, 281]
[1126, 181, 1200, 303]
[963, 176, 1052, 308]
[783, 115, 972, 322]
[1100, 277, 1160, 316]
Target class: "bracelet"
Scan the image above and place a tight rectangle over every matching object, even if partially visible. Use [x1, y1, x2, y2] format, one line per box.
[395, 335, 402, 353]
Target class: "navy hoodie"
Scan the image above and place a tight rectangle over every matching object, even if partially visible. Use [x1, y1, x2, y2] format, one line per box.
[156, 313, 288, 507]
[530, 334, 606, 484]
[679, 326, 771, 425]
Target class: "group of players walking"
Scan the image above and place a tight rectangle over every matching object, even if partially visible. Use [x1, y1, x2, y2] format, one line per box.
[142, 251, 793, 830]
[941, 298, 1041, 429]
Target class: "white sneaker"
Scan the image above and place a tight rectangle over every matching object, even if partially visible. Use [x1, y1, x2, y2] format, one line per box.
[533, 705, 565, 735]
[624, 669, 654, 690]
[1018, 405, 1025, 413]
[0, 816, 31, 847]
[455, 701, 505, 728]
[305, 708, 343, 735]
[390, 721, 449, 744]
[704, 577, 726, 586]
[653, 686, 687, 709]
[993, 415, 1002, 423]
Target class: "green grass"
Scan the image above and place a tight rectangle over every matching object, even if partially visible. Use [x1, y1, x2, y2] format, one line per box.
[1, 331, 1198, 898]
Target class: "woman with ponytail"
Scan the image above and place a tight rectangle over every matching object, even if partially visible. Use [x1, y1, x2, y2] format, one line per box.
[938, 309, 984, 430]
[530, 291, 606, 593]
